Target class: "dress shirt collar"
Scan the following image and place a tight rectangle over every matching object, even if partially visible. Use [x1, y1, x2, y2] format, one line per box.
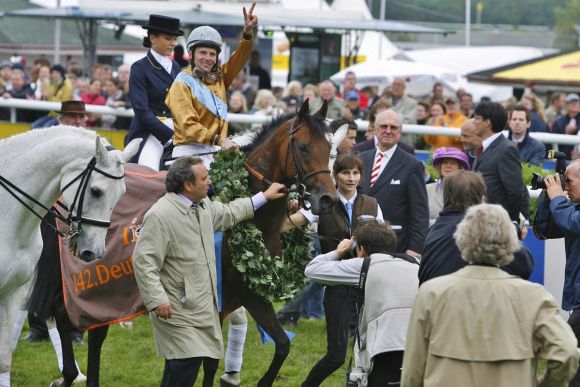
[150, 49, 173, 74]
[337, 190, 357, 207]
[376, 144, 398, 159]
[482, 132, 502, 151]
[177, 193, 203, 209]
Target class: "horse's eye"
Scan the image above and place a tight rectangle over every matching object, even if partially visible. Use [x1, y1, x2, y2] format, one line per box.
[91, 187, 103, 198]
[298, 143, 309, 153]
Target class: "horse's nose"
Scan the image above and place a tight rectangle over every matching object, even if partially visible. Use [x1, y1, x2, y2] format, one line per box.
[319, 194, 335, 213]
[80, 250, 97, 262]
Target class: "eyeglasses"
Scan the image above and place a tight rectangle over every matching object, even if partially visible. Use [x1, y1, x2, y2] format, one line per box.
[377, 124, 401, 131]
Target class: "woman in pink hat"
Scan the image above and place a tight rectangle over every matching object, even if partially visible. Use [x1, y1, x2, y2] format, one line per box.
[427, 147, 470, 226]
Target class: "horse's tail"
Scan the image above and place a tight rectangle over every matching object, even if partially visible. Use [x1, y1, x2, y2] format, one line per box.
[27, 212, 62, 320]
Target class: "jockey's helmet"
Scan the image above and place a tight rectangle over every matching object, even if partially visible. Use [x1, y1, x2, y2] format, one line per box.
[187, 26, 222, 54]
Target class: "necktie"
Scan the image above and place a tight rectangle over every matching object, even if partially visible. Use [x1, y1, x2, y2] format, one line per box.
[191, 202, 198, 209]
[370, 151, 384, 187]
[476, 146, 483, 157]
[345, 201, 353, 224]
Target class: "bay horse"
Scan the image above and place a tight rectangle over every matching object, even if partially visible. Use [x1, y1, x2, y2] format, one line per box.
[28, 99, 336, 387]
[0, 126, 140, 387]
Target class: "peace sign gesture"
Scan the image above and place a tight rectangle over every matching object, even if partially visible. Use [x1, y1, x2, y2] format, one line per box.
[243, 2, 258, 35]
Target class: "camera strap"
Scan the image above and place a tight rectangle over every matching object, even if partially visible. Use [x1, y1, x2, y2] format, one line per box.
[346, 257, 371, 383]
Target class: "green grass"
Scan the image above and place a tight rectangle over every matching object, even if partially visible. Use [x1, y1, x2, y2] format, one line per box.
[12, 314, 348, 387]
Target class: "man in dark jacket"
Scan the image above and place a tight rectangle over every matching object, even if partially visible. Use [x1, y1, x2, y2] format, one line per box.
[420, 170, 534, 285]
[507, 104, 546, 166]
[472, 102, 529, 224]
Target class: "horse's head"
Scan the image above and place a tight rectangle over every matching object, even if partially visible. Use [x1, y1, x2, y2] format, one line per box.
[60, 137, 141, 261]
[283, 99, 337, 214]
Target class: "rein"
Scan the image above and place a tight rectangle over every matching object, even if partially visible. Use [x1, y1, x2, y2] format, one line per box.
[243, 117, 331, 204]
[0, 156, 125, 239]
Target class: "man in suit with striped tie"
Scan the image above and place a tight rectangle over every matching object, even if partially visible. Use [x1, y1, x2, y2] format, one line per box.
[360, 109, 428, 259]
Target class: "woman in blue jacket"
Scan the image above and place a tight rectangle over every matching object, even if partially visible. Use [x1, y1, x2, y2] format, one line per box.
[126, 14, 183, 170]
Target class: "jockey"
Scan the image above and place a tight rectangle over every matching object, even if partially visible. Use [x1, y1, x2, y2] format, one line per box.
[165, 4, 258, 386]
[166, 3, 257, 169]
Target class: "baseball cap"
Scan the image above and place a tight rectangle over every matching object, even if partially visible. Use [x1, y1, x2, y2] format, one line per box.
[346, 90, 359, 100]
[0, 60, 12, 69]
[445, 95, 458, 104]
[565, 93, 580, 103]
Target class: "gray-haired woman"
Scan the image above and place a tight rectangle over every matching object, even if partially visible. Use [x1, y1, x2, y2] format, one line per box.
[402, 204, 580, 387]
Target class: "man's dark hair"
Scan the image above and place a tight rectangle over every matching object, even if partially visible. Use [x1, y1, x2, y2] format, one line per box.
[166, 156, 203, 193]
[417, 100, 430, 111]
[368, 98, 392, 124]
[474, 101, 508, 133]
[353, 221, 397, 255]
[333, 153, 364, 179]
[510, 104, 531, 123]
[551, 92, 564, 104]
[443, 170, 487, 211]
[329, 118, 357, 133]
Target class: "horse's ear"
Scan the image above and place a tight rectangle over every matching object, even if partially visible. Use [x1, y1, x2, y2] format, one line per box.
[313, 99, 328, 119]
[122, 138, 142, 162]
[296, 99, 310, 123]
[95, 136, 110, 164]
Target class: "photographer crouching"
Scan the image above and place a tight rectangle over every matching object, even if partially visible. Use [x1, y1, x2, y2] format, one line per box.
[535, 159, 580, 387]
[305, 221, 419, 386]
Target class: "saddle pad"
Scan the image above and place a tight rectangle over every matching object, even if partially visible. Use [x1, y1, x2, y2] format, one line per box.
[59, 163, 166, 330]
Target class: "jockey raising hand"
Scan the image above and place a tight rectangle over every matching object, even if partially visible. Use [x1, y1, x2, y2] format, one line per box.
[165, 2, 258, 169]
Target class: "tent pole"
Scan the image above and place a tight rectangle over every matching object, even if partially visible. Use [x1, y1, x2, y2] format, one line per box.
[465, 0, 471, 47]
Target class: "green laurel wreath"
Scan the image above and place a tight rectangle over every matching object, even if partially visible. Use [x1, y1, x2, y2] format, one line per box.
[210, 149, 313, 302]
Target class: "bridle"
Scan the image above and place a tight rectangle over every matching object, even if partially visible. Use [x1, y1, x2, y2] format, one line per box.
[244, 116, 331, 205]
[0, 156, 125, 240]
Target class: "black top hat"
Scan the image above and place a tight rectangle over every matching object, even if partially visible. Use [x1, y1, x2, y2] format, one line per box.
[57, 101, 87, 115]
[142, 15, 184, 36]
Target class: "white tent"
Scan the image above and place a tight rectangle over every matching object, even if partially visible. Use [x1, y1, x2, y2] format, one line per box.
[330, 59, 460, 98]
[400, 46, 546, 76]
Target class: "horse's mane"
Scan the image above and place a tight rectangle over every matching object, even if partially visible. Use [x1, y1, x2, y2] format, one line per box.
[241, 112, 329, 154]
[0, 125, 97, 149]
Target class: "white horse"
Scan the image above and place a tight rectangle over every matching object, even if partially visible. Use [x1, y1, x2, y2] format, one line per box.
[0, 126, 140, 387]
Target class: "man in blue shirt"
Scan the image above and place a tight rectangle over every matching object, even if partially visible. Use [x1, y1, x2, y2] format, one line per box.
[507, 104, 546, 166]
[534, 160, 580, 386]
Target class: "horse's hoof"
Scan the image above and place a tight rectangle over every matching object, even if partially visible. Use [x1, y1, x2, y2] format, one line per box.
[49, 378, 64, 387]
[73, 372, 87, 384]
[220, 372, 241, 387]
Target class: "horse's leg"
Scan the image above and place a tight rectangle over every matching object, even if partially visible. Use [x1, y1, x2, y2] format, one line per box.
[220, 307, 248, 387]
[52, 308, 78, 387]
[0, 285, 28, 387]
[86, 325, 109, 387]
[10, 309, 27, 350]
[243, 297, 290, 387]
[201, 358, 219, 387]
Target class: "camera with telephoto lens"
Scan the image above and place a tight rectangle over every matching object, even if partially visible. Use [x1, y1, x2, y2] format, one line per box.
[346, 367, 368, 387]
[531, 150, 567, 190]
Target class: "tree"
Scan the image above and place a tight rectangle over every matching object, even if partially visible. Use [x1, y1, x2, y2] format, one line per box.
[555, 0, 580, 49]
[368, 0, 563, 27]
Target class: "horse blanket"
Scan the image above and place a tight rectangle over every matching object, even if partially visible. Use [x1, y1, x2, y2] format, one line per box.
[59, 163, 166, 330]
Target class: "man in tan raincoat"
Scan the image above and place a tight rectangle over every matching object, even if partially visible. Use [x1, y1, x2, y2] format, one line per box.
[133, 155, 285, 386]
